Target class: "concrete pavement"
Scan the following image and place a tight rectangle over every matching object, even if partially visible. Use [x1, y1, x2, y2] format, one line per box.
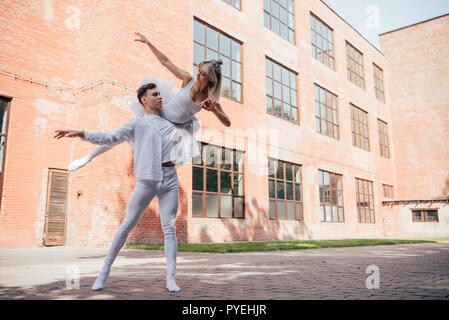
[0, 242, 448, 300]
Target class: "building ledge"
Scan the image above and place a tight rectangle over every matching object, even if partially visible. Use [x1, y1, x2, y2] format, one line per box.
[382, 198, 449, 207]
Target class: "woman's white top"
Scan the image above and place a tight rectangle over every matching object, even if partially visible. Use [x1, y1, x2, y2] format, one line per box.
[159, 78, 203, 124]
[83, 114, 200, 180]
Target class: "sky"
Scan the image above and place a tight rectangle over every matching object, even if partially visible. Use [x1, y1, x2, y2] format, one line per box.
[321, 0, 449, 50]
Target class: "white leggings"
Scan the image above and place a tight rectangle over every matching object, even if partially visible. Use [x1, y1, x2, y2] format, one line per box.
[103, 166, 179, 278]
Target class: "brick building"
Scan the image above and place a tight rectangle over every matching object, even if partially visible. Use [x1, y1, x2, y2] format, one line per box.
[0, 1, 447, 248]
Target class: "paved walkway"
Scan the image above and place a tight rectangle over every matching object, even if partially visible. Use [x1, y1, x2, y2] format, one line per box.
[0, 242, 448, 300]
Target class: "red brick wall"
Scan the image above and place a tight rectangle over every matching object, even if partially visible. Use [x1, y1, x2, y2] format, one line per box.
[1, 1, 446, 248]
[380, 14, 449, 200]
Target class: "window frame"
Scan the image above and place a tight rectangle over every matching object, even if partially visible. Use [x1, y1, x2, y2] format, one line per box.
[411, 209, 439, 222]
[377, 118, 390, 158]
[373, 63, 385, 102]
[310, 13, 335, 70]
[265, 56, 299, 124]
[350, 103, 370, 151]
[346, 41, 365, 89]
[222, 0, 241, 10]
[263, 0, 296, 44]
[318, 169, 345, 223]
[192, 142, 245, 219]
[0, 97, 11, 210]
[268, 158, 303, 221]
[355, 178, 375, 224]
[314, 84, 339, 139]
[193, 18, 243, 103]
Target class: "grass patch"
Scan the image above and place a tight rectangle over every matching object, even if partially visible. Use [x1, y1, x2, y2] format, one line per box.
[126, 238, 439, 254]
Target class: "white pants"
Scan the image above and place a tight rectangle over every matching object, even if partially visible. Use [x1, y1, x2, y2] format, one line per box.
[103, 166, 179, 278]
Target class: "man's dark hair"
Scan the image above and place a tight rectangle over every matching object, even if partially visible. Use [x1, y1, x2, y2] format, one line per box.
[137, 83, 157, 105]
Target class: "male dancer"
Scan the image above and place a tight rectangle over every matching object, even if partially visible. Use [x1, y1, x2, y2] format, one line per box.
[54, 83, 184, 292]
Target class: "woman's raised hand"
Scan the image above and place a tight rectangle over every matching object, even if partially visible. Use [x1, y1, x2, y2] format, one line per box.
[200, 99, 217, 112]
[53, 129, 84, 139]
[134, 32, 150, 45]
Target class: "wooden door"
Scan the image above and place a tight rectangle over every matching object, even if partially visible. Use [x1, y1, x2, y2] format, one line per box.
[44, 169, 69, 246]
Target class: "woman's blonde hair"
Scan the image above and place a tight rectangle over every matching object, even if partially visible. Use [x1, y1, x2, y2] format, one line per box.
[199, 59, 222, 102]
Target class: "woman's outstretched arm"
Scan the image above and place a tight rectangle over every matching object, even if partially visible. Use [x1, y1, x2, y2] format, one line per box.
[134, 32, 192, 87]
[68, 145, 114, 171]
[201, 100, 231, 127]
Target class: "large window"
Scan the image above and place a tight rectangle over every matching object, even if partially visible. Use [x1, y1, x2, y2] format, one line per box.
[222, 0, 240, 9]
[263, 0, 295, 44]
[310, 14, 335, 70]
[192, 143, 244, 219]
[346, 41, 365, 89]
[0, 97, 10, 208]
[350, 104, 370, 151]
[268, 158, 303, 221]
[356, 178, 375, 223]
[377, 119, 390, 158]
[193, 19, 242, 103]
[265, 57, 298, 123]
[373, 63, 385, 102]
[412, 210, 439, 222]
[319, 170, 344, 223]
[314, 84, 339, 139]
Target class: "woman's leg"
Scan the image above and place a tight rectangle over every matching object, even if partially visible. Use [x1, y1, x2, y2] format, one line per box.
[69, 145, 114, 171]
[157, 168, 180, 291]
[91, 179, 161, 291]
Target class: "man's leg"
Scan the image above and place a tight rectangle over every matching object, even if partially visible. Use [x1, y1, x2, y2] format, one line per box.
[92, 179, 161, 291]
[157, 167, 180, 291]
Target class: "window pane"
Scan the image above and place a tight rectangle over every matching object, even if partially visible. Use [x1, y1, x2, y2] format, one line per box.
[222, 77, 231, 98]
[274, 100, 282, 117]
[325, 205, 332, 221]
[291, 107, 298, 123]
[295, 183, 301, 201]
[266, 59, 273, 77]
[277, 201, 285, 219]
[271, 0, 279, 17]
[193, 42, 204, 65]
[269, 200, 276, 219]
[221, 56, 231, 78]
[266, 96, 273, 114]
[234, 150, 243, 172]
[282, 85, 290, 103]
[280, 23, 287, 39]
[206, 48, 218, 60]
[206, 27, 218, 50]
[266, 78, 273, 96]
[234, 173, 244, 195]
[205, 145, 218, 168]
[332, 206, 338, 222]
[206, 194, 219, 217]
[286, 182, 293, 200]
[232, 60, 242, 82]
[264, 12, 270, 28]
[231, 81, 242, 102]
[296, 203, 302, 221]
[276, 162, 284, 179]
[285, 163, 293, 181]
[277, 181, 285, 199]
[220, 195, 232, 218]
[283, 103, 291, 121]
[192, 193, 203, 216]
[234, 197, 244, 218]
[273, 63, 281, 81]
[287, 202, 295, 220]
[269, 179, 276, 198]
[274, 81, 281, 100]
[219, 34, 231, 57]
[221, 171, 232, 194]
[206, 169, 218, 192]
[192, 167, 203, 191]
[268, 159, 276, 178]
[221, 148, 232, 170]
[193, 20, 205, 44]
[320, 205, 325, 221]
[232, 40, 241, 62]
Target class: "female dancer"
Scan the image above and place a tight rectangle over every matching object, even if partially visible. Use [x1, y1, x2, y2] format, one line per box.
[55, 83, 194, 292]
[68, 32, 231, 172]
